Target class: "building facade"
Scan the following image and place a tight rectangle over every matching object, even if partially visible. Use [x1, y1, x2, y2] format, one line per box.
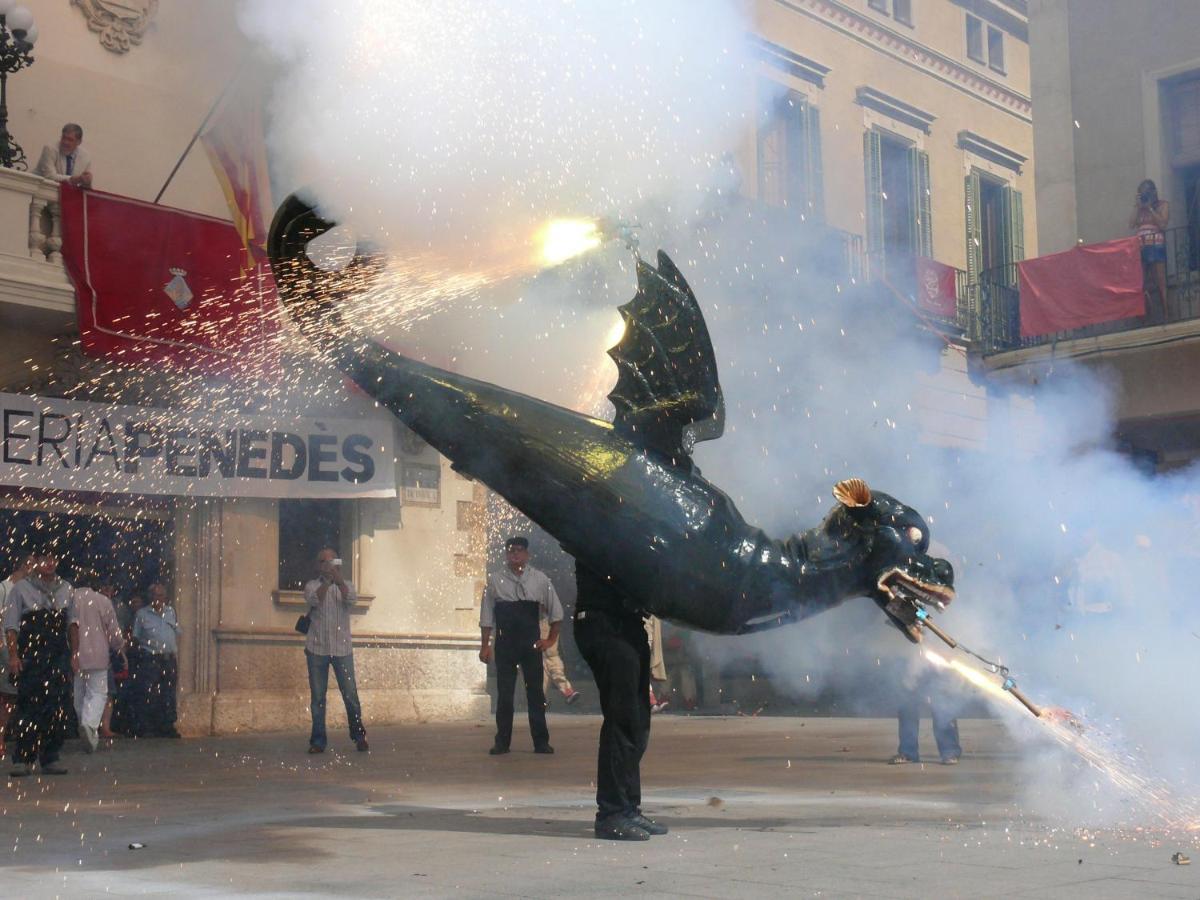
[0, 1, 489, 735]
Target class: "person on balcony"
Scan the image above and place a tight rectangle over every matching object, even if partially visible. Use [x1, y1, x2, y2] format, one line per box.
[34, 123, 93, 189]
[1130, 179, 1169, 321]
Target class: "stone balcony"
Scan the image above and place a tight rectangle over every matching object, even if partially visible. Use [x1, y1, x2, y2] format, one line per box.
[0, 166, 75, 332]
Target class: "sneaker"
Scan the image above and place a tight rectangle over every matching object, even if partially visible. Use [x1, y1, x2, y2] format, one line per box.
[595, 816, 651, 841]
[940, 756, 960, 766]
[564, 689, 581, 705]
[488, 744, 510, 756]
[628, 812, 668, 835]
[9, 763, 33, 778]
[533, 744, 555, 755]
[356, 737, 370, 752]
[40, 763, 68, 776]
[651, 700, 670, 714]
[889, 754, 916, 765]
[80, 724, 98, 754]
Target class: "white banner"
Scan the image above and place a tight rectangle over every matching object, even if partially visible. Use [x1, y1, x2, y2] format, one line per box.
[0, 392, 397, 500]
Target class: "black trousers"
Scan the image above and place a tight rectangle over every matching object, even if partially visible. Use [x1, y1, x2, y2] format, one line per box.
[574, 607, 651, 820]
[494, 636, 549, 749]
[7, 610, 71, 766]
[129, 652, 177, 736]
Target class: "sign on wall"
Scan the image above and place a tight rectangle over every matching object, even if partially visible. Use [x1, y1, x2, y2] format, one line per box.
[0, 392, 396, 500]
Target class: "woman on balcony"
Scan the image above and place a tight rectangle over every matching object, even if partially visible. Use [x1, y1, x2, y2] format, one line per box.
[1130, 179, 1170, 321]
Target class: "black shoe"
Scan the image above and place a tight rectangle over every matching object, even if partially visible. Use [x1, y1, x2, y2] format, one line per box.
[595, 816, 650, 841]
[40, 763, 68, 776]
[356, 738, 370, 752]
[628, 812, 668, 835]
[533, 744, 554, 755]
[488, 745, 510, 756]
[9, 764, 33, 778]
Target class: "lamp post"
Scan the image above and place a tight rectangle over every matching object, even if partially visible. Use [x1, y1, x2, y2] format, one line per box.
[0, 2, 37, 170]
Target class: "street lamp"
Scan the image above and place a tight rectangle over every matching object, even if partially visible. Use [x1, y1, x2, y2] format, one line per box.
[0, 1, 37, 170]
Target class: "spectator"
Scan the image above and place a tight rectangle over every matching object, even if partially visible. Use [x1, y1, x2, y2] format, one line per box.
[69, 573, 125, 753]
[0, 555, 33, 758]
[890, 662, 963, 766]
[304, 547, 368, 754]
[130, 583, 181, 739]
[1129, 178, 1169, 321]
[34, 123, 93, 189]
[541, 616, 581, 706]
[645, 615, 669, 713]
[479, 536, 562, 755]
[3, 552, 73, 777]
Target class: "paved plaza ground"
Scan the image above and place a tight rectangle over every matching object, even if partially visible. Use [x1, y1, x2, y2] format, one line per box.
[2, 715, 1196, 898]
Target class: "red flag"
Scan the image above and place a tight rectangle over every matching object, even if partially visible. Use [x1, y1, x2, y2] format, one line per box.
[61, 185, 280, 378]
[1018, 237, 1145, 337]
[914, 256, 958, 318]
[200, 72, 273, 267]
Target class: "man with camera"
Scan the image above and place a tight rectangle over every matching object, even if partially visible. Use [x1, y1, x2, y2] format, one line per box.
[479, 536, 562, 755]
[303, 547, 368, 754]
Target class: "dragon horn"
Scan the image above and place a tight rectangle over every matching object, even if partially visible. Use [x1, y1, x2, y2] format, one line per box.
[832, 478, 872, 508]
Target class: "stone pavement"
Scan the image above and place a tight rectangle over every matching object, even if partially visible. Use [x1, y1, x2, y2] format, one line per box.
[2, 715, 1196, 898]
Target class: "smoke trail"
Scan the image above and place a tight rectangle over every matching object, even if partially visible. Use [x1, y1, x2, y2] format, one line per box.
[241, 2, 1200, 828]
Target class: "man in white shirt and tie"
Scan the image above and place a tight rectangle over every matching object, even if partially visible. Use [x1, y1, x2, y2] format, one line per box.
[34, 123, 93, 188]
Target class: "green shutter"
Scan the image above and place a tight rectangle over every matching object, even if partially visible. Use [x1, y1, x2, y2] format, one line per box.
[805, 104, 824, 222]
[965, 171, 982, 283]
[785, 97, 807, 216]
[909, 147, 933, 258]
[864, 131, 884, 264]
[999, 186, 1024, 288]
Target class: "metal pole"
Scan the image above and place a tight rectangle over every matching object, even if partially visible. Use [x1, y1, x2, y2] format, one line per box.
[153, 63, 245, 204]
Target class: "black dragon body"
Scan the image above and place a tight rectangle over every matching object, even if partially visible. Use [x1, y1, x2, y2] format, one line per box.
[267, 195, 954, 640]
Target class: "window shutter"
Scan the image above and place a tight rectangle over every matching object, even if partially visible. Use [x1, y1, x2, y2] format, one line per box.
[909, 147, 933, 258]
[785, 97, 808, 217]
[805, 104, 824, 222]
[1006, 187, 1025, 264]
[965, 171, 982, 282]
[864, 131, 884, 262]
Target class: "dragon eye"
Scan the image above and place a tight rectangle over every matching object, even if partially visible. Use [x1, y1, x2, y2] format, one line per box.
[907, 526, 924, 545]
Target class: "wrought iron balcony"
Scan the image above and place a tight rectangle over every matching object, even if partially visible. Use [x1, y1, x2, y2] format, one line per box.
[973, 226, 1200, 355]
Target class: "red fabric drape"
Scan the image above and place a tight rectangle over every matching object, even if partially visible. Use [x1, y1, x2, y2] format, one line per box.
[1017, 237, 1145, 337]
[914, 256, 958, 318]
[60, 185, 280, 378]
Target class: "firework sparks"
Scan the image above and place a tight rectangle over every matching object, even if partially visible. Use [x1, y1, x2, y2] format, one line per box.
[536, 219, 602, 267]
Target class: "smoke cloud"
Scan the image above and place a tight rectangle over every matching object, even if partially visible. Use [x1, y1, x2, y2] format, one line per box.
[242, 2, 1200, 828]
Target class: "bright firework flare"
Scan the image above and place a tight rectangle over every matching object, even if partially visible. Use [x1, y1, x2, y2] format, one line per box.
[537, 218, 603, 267]
[924, 647, 1200, 830]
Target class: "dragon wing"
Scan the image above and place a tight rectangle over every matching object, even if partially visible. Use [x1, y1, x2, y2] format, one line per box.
[606, 250, 725, 460]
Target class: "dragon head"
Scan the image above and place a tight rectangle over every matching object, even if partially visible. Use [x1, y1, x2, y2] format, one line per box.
[826, 478, 955, 643]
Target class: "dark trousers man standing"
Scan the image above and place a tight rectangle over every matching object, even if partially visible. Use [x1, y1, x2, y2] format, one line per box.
[130, 650, 178, 737]
[492, 602, 550, 752]
[573, 564, 666, 841]
[7, 609, 71, 772]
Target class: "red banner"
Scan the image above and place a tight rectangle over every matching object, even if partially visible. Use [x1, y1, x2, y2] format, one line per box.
[1018, 237, 1145, 337]
[914, 256, 958, 318]
[60, 185, 280, 379]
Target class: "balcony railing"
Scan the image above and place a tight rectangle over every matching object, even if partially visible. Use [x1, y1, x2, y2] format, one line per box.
[974, 226, 1200, 355]
[855, 249, 972, 338]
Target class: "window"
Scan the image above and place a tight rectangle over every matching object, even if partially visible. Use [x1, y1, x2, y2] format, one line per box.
[966, 15, 985, 64]
[402, 462, 441, 506]
[893, 0, 913, 26]
[864, 130, 931, 275]
[965, 170, 1023, 285]
[757, 84, 824, 220]
[279, 499, 345, 591]
[868, 0, 889, 11]
[987, 25, 1005, 73]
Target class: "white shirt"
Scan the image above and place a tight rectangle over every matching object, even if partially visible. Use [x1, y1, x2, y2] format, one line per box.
[480, 564, 563, 629]
[2, 576, 72, 634]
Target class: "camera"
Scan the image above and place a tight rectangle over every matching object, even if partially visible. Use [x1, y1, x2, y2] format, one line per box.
[331, 558, 343, 568]
[1139, 191, 1152, 204]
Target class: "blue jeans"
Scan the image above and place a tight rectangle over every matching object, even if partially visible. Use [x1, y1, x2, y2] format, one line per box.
[305, 651, 365, 749]
[897, 674, 961, 762]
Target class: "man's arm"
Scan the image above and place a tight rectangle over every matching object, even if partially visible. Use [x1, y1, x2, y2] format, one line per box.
[34, 145, 67, 182]
[478, 580, 495, 662]
[534, 579, 564, 651]
[304, 580, 320, 610]
[336, 574, 357, 606]
[5, 628, 19, 679]
[69, 621, 80, 673]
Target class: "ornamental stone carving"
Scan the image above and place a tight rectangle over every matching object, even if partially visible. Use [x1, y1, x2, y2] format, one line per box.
[72, 0, 158, 55]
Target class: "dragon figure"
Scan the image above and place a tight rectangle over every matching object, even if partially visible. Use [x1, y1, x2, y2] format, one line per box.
[266, 195, 955, 641]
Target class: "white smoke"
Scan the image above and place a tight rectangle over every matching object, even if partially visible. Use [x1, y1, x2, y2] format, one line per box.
[241, 2, 1200, 828]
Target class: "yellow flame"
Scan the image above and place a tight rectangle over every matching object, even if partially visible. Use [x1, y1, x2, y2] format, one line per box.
[923, 648, 1018, 708]
[538, 219, 602, 266]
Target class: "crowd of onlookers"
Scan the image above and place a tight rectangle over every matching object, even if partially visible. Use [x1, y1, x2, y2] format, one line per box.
[0, 551, 180, 776]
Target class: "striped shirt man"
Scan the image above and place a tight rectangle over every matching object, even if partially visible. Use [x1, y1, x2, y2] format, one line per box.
[304, 575, 358, 657]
